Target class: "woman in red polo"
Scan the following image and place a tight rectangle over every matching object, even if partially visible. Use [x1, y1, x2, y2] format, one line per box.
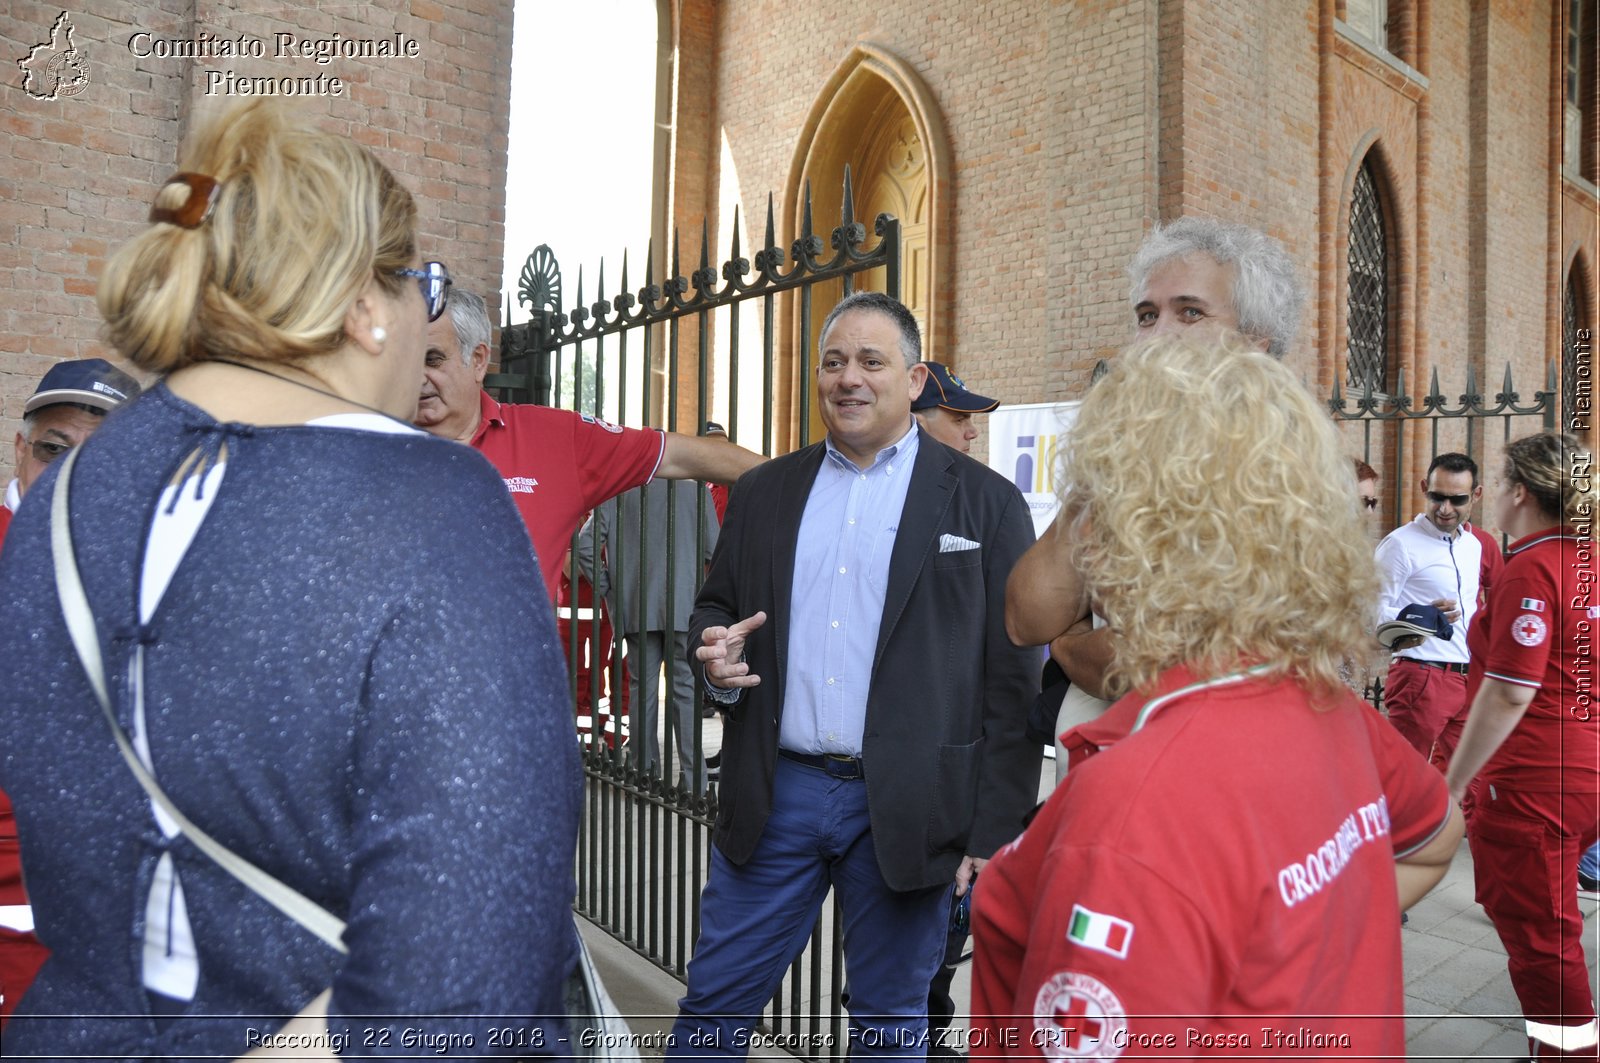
[970, 337, 1461, 1059]
[1446, 432, 1600, 1060]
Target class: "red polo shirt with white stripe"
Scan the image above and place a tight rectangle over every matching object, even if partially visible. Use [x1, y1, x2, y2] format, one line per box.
[971, 665, 1450, 1059]
[1465, 527, 1600, 792]
[1466, 521, 1504, 608]
[468, 391, 664, 595]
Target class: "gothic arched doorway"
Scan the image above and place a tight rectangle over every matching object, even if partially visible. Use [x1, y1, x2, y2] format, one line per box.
[780, 45, 951, 448]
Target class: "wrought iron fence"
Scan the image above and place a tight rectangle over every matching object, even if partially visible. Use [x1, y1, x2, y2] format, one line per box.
[1327, 359, 1558, 710]
[1328, 361, 1557, 495]
[497, 170, 898, 1059]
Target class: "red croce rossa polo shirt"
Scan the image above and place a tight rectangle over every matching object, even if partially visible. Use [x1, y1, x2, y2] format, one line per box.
[1465, 527, 1600, 792]
[468, 391, 664, 596]
[971, 665, 1452, 1060]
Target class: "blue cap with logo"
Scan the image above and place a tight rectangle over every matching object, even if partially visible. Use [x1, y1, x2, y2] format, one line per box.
[1376, 603, 1455, 650]
[25, 358, 141, 415]
[911, 361, 999, 414]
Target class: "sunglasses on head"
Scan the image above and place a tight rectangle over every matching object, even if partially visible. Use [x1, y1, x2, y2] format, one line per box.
[30, 439, 72, 465]
[394, 261, 451, 322]
[1425, 490, 1471, 507]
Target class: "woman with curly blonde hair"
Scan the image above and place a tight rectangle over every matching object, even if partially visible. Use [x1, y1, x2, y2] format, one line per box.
[971, 334, 1461, 1058]
[1445, 432, 1599, 1060]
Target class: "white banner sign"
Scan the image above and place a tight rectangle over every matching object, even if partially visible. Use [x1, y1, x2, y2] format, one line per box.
[987, 400, 1081, 537]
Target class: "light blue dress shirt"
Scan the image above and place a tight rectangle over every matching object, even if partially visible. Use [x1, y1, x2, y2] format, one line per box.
[779, 421, 921, 756]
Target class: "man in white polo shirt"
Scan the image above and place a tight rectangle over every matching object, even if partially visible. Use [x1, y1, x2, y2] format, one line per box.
[1375, 452, 1485, 769]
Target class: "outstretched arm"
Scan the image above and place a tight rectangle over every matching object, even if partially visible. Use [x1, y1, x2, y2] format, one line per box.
[1005, 511, 1089, 646]
[659, 433, 765, 485]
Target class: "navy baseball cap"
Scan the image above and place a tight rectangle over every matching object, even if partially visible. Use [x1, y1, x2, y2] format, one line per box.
[911, 362, 999, 414]
[1376, 603, 1455, 649]
[25, 358, 141, 415]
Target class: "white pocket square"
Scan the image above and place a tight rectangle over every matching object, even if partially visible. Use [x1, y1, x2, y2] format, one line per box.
[939, 533, 981, 553]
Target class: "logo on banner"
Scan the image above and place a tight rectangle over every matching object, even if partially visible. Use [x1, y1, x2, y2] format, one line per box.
[1012, 433, 1061, 495]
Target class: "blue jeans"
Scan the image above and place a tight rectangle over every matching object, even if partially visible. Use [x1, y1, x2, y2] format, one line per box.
[1581, 841, 1600, 881]
[667, 755, 949, 1058]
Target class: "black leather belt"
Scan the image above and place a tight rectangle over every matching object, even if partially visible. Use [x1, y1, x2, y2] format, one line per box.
[778, 748, 864, 779]
[1400, 658, 1469, 675]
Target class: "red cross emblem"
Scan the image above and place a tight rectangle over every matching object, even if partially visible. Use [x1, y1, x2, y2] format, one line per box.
[1034, 971, 1127, 1060]
[1512, 613, 1547, 647]
[1055, 995, 1105, 1049]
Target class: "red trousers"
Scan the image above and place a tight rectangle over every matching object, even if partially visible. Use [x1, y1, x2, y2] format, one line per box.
[1384, 658, 1469, 762]
[1468, 783, 1600, 1058]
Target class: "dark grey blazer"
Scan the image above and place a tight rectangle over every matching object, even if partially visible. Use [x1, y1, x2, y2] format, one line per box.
[688, 427, 1041, 892]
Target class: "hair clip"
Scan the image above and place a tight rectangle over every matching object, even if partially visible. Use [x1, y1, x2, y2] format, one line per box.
[149, 172, 221, 229]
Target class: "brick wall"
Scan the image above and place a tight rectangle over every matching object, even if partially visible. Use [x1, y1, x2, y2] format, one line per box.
[1, 0, 512, 486]
[5, 1, 1590, 487]
[680, 0, 1591, 477]
[701, 0, 1167, 459]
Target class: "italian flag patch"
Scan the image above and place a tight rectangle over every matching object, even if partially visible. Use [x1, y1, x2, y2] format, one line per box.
[1067, 904, 1133, 959]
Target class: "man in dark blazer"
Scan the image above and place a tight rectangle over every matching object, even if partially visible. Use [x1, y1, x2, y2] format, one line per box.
[665, 292, 1040, 1057]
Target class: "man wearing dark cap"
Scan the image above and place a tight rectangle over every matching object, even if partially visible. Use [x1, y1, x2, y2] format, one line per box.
[908, 359, 1003, 1052]
[3, 358, 141, 550]
[1, 357, 138, 1024]
[910, 362, 1000, 455]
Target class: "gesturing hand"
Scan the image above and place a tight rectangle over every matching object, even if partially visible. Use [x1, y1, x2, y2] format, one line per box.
[696, 611, 768, 689]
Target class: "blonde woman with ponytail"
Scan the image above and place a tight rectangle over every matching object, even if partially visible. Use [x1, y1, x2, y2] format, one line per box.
[1446, 432, 1600, 1060]
[0, 99, 580, 1059]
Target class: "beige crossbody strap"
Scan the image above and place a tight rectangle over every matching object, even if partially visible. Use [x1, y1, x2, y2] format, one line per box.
[49, 447, 348, 954]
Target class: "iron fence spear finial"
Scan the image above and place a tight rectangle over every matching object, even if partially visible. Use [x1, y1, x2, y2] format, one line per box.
[841, 163, 855, 228]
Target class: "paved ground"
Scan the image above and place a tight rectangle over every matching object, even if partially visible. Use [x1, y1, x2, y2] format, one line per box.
[1400, 840, 1599, 1059]
[580, 835, 1600, 1061]
[582, 711, 1598, 1061]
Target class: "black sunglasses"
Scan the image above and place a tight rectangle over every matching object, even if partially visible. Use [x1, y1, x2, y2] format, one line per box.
[30, 439, 73, 465]
[394, 261, 451, 322]
[1425, 490, 1471, 507]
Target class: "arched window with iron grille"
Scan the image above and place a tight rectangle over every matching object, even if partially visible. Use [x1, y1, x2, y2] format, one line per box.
[1346, 156, 1391, 394]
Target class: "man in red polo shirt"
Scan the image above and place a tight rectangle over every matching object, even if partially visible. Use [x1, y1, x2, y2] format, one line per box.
[415, 289, 762, 595]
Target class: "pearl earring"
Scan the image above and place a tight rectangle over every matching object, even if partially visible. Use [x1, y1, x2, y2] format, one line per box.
[372, 326, 387, 344]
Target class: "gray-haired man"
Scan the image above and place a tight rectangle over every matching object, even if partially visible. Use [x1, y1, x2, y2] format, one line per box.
[1009, 217, 1307, 713]
[414, 288, 762, 597]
